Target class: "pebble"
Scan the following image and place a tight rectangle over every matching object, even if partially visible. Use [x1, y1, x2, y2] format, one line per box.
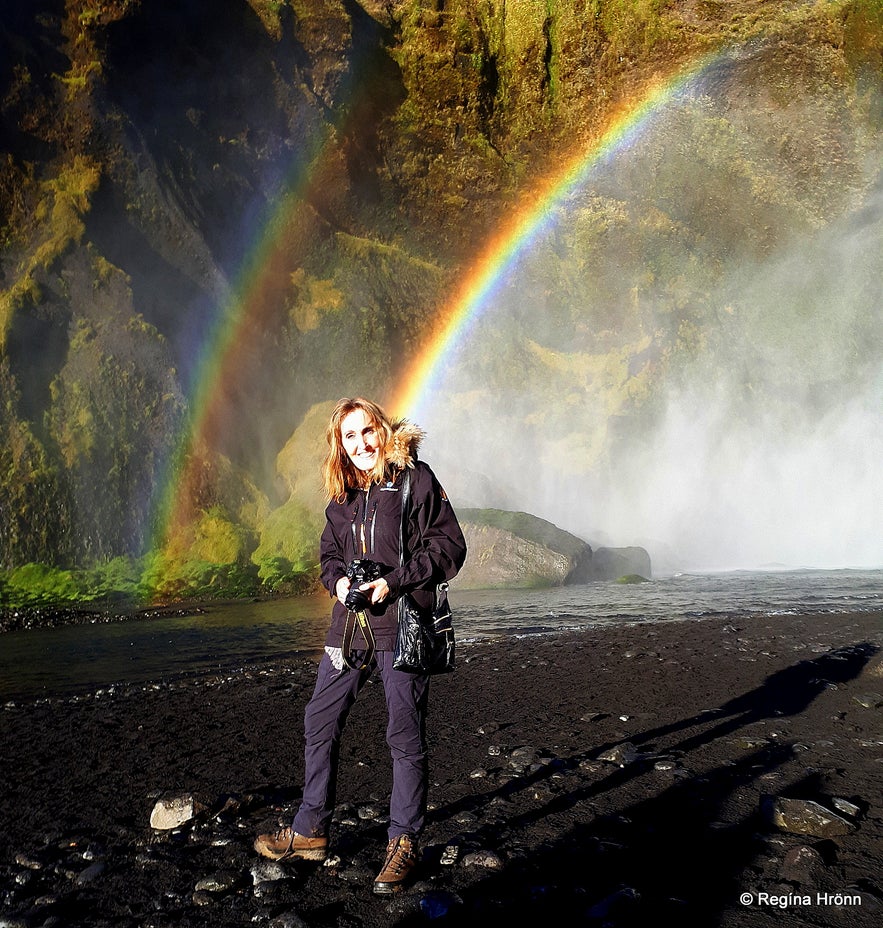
[194, 870, 240, 893]
[852, 693, 883, 709]
[251, 861, 288, 885]
[440, 845, 459, 865]
[75, 861, 106, 884]
[509, 746, 539, 768]
[653, 760, 678, 771]
[150, 793, 206, 830]
[357, 803, 383, 820]
[461, 850, 504, 870]
[831, 797, 862, 818]
[477, 722, 500, 734]
[762, 797, 856, 837]
[14, 853, 44, 870]
[469, 768, 489, 779]
[578, 759, 603, 773]
[732, 737, 769, 750]
[598, 742, 641, 767]
[269, 912, 310, 928]
[192, 890, 214, 906]
[454, 811, 479, 825]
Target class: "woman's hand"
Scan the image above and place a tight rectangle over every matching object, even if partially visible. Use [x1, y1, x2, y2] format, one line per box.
[360, 577, 390, 605]
[335, 576, 351, 605]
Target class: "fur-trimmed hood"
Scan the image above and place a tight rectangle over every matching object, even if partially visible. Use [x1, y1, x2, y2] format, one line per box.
[387, 419, 424, 471]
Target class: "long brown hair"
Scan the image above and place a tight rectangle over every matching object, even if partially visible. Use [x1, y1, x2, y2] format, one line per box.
[322, 397, 395, 502]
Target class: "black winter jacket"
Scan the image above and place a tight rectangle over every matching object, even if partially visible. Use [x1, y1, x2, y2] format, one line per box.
[320, 459, 467, 651]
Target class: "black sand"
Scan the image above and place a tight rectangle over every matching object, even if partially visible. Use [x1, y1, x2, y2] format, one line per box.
[2, 610, 882, 927]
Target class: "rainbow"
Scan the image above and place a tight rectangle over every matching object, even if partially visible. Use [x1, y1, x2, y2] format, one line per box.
[150, 125, 332, 552]
[389, 51, 720, 420]
[152, 49, 721, 557]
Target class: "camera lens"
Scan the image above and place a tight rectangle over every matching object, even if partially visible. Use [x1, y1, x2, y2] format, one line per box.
[345, 587, 372, 611]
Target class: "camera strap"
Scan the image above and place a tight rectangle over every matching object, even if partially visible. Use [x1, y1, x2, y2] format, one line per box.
[342, 609, 376, 671]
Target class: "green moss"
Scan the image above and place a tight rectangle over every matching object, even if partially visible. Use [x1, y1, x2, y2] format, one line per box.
[252, 496, 322, 575]
[458, 507, 588, 558]
[2, 563, 80, 606]
[0, 156, 101, 347]
[139, 550, 262, 602]
[190, 506, 253, 565]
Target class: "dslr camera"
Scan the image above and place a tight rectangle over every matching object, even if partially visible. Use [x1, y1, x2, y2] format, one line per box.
[344, 558, 383, 612]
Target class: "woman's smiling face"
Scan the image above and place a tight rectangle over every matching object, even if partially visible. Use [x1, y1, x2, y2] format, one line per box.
[341, 408, 380, 472]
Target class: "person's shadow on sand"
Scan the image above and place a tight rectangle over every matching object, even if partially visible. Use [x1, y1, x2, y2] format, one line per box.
[408, 640, 878, 926]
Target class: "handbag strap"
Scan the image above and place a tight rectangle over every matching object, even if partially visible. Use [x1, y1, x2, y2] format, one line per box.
[398, 468, 410, 569]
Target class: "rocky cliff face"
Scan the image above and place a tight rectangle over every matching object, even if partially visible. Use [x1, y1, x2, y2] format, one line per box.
[0, 1, 880, 595]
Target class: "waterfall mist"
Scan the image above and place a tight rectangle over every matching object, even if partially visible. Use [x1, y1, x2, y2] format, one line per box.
[417, 80, 883, 572]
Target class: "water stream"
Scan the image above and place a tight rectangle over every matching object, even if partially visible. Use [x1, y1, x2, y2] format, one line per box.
[1, 570, 880, 701]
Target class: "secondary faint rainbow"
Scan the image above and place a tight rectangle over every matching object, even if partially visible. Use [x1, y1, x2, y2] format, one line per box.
[390, 51, 720, 420]
[150, 125, 332, 551]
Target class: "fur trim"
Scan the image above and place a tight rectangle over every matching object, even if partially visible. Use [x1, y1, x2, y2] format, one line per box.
[387, 419, 424, 470]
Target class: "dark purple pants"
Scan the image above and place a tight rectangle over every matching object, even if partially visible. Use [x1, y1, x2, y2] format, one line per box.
[293, 650, 430, 840]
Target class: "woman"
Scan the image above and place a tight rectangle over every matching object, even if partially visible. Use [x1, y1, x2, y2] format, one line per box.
[254, 397, 467, 894]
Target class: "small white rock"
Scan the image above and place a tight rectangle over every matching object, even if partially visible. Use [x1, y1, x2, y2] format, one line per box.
[150, 793, 206, 831]
[461, 850, 504, 870]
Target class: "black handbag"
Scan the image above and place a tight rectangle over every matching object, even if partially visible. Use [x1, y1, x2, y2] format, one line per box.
[392, 470, 455, 675]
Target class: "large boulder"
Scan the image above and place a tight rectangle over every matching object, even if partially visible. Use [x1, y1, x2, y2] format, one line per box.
[590, 546, 652, 582]
[454, 509, 593, 589]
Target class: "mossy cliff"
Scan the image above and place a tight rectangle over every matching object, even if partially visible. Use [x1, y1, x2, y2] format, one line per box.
[0, 1, 880, 602]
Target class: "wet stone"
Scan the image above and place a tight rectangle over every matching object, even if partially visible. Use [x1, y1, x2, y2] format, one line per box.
[357, 804, 383, 820]
[336, 864, 374, 884]
[852, 693, 883, 709]
[598, 742, 641, 767]
[76, 860, 106, 885]
[251, 861, 288, 885]
[14, 853, 45, 871]
[733, 737, 769, 750]
[654, 760, 678, 771]
[831, 797, 862, 818]
[461, 850, 504, 870]
[269, 912, 310, 928]
[195, 870, 240, 893]
[763, 797, 856, 838]
[192, 890, 214, 906]
[332, 803, 355, 822]
[440, 845, 459, 866]
[509, 746, 539, 767]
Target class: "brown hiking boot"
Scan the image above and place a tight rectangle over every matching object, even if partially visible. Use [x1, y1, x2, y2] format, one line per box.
[373, 833, 418, 894]
[253, 826, 328, 861]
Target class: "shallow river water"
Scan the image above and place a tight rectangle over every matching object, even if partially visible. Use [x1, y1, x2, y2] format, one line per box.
[1, 569, 880, 701]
